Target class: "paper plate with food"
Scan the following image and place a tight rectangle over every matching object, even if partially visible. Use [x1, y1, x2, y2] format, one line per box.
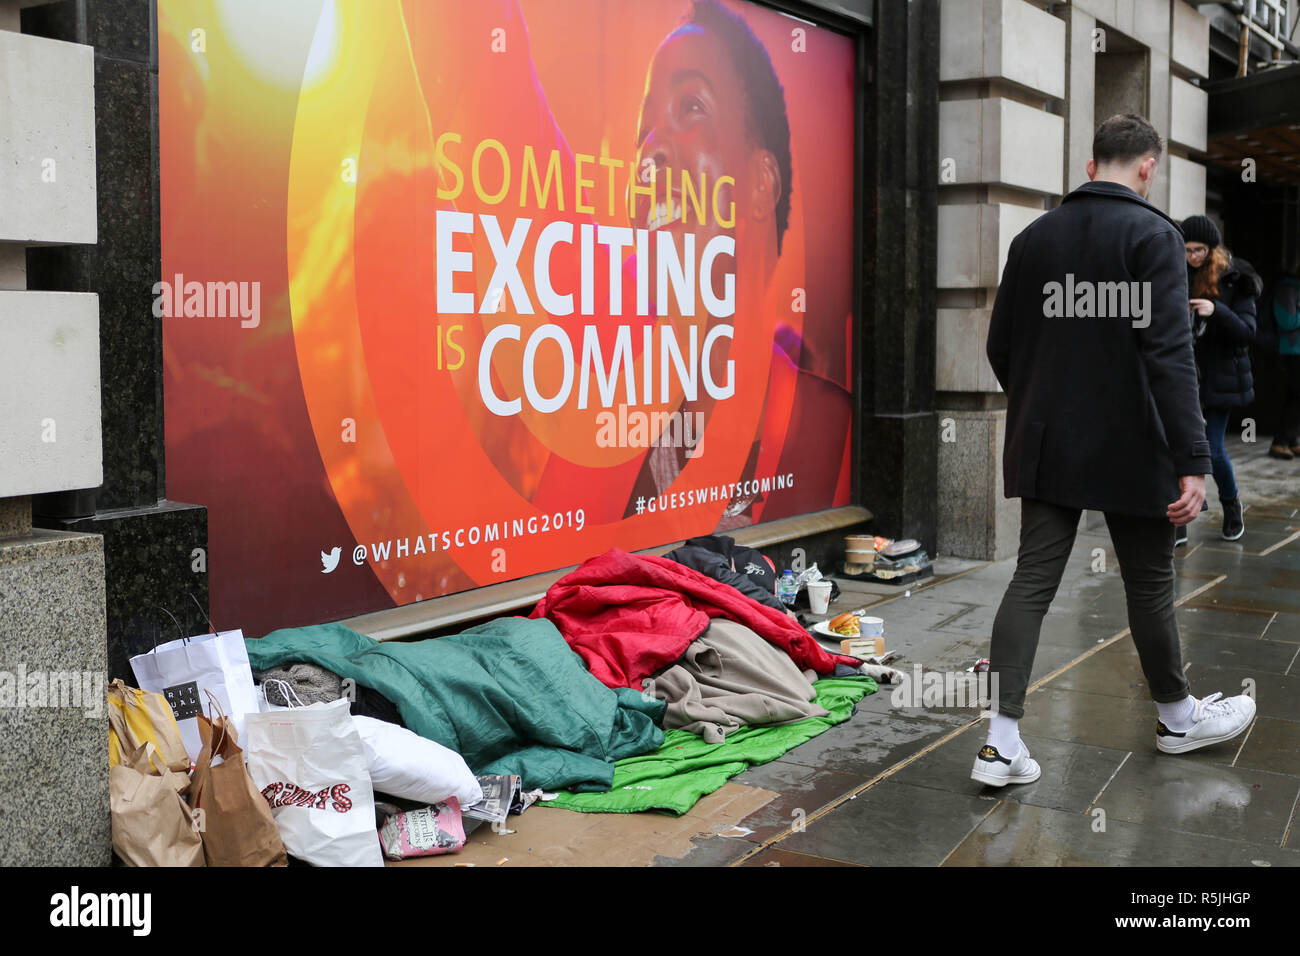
[812, 611, 883, 639]
[812, 613, 896, 664]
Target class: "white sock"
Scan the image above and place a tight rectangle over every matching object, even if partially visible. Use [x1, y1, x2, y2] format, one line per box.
[986, 713, 1021, 756]
[1157, 695, 1196, 731]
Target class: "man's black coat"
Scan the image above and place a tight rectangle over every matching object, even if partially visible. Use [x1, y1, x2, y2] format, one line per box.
[986, 180, 1211, 518]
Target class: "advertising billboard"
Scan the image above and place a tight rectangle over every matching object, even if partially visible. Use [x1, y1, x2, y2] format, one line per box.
[161, 0, 857, 637]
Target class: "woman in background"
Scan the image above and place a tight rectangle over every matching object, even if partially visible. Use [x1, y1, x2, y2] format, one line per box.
[1267, 261, 1300, 460]
[1181, 215, 1261, 542]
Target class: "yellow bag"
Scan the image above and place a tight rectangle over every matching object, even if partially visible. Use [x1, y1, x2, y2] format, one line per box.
[108, 678, 190, 773]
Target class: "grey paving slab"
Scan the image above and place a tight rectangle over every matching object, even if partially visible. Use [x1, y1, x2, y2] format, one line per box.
[1175, 604, 1274, 639]
[911, 578, 1012, 610]
[1016, 685, 1162, 753]
[943, 800, 1300, 867]
[888, 730, 1132, 814]
[853, 678, 991, 721]
[1179, 631, 1299, 676]
[900, 632, 997, 673]
[1179, 548, 1258, 577]
[906, 631, 1085, 687]
[931, 556, 989, 576]
[1234, 717, 1300, 777]
[845, 595, 990, 637]
[780, 779, 999, 866]
[1078, 572, 1221, 618]
[1026, 637, 1097, 680]
[1046, 629, 1298, 692]
[1182, 664, 1300, 723]
[728, 760, 867, 844]
[1238, 498, 1300, 515]
[1182, 535, 1300, 565]
[778, 707, 978, 778]
[1186, 580, 1300, 615]
[1045, 639, 1158, 700]
[1261, 611, 1300, 645]
[1036, 607, 1131, 649]
[833, 581, 904, 605]
[1190, 514, 1298, 543]
[923, 600, 998, 636]
[1094, 750, 1300, 847]
[653, 832, 758, 868]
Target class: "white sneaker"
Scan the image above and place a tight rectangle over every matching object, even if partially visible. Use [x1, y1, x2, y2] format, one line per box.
[971, 742, 1041, 787]
[1156, 692, 1256, 754]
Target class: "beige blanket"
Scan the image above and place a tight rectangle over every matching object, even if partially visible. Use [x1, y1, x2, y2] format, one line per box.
[644, 619, 829, 743]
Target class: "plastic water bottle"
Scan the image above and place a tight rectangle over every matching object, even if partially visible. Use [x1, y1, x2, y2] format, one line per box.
[779, 569, 797, 606]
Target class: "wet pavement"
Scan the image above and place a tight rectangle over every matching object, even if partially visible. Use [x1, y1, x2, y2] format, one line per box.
[663, 438, 1300, 867]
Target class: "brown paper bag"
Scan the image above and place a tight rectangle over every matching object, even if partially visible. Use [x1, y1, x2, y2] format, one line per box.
[107, 678, 190, 773]
[110, 742, 206, 867]
[190, 713, 288, 867]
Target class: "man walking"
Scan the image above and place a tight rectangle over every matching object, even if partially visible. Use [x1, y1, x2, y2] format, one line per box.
[976, 114, 1256, 787]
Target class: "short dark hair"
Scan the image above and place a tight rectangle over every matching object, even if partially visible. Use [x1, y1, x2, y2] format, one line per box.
[1093, 113, 1163, 165]
[684, 0, 793, 254]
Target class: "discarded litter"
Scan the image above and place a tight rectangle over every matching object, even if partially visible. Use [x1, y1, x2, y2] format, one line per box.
[717, 825, 754, 839]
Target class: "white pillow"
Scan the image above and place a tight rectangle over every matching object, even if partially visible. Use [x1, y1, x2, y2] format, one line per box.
[352, 715, 482, 808]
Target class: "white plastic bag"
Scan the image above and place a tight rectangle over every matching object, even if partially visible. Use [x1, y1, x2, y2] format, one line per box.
[130, 629, 259, 764]
[244, 699, 383, 867]
[353, 715, 483, 808]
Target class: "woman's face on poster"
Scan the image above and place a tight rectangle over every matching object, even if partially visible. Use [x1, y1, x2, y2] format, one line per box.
[633, 25, 759, 287]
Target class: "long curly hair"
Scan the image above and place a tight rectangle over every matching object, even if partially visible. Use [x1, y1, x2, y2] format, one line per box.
[1189, 245, 1231, 300]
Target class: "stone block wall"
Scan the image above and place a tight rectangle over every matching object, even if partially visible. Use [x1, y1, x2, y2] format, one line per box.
[0, 0, 110, 866]
[936, 0, 1212, 558]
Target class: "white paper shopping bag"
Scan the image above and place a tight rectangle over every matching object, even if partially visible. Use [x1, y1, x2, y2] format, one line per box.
[244, 699, 384, 867]
[129, 629, 259, 764]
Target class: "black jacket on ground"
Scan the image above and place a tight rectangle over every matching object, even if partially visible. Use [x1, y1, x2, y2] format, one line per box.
[987, 180, 1212, 518]
[1192, 261, 1260, 409]
[664, 535, 781, 612]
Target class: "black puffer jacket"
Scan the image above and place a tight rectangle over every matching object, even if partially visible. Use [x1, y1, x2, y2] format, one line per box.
[1191, 259, 1261, 409]
[664, 535, 781, 612]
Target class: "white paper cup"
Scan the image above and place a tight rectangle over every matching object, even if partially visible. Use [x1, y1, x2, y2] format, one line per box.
[860, 616, 884, 638]
[808, 580, 833, 615]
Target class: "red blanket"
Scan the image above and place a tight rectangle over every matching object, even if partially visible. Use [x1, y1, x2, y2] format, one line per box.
[531, 549, 859, 688]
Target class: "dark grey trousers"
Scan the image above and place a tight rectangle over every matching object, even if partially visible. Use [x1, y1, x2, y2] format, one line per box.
[990, 498, 1191, 719]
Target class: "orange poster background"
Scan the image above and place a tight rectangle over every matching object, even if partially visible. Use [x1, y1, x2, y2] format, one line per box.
[162, 0, 856, 638]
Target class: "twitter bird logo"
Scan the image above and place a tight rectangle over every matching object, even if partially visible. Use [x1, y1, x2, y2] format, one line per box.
[321, 547, 341, 574]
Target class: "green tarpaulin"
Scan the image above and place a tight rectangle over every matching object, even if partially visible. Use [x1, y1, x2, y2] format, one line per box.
[543, 676, 877, 815]
[246, 619, 665, 793]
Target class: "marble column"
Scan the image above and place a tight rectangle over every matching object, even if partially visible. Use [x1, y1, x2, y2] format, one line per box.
[0, 0, 111, 866]
[861, 0, 941, 554]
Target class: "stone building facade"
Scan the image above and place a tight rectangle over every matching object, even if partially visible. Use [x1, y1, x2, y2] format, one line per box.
[936, 0, 1217, 559]
[0, 0, 109, 866]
